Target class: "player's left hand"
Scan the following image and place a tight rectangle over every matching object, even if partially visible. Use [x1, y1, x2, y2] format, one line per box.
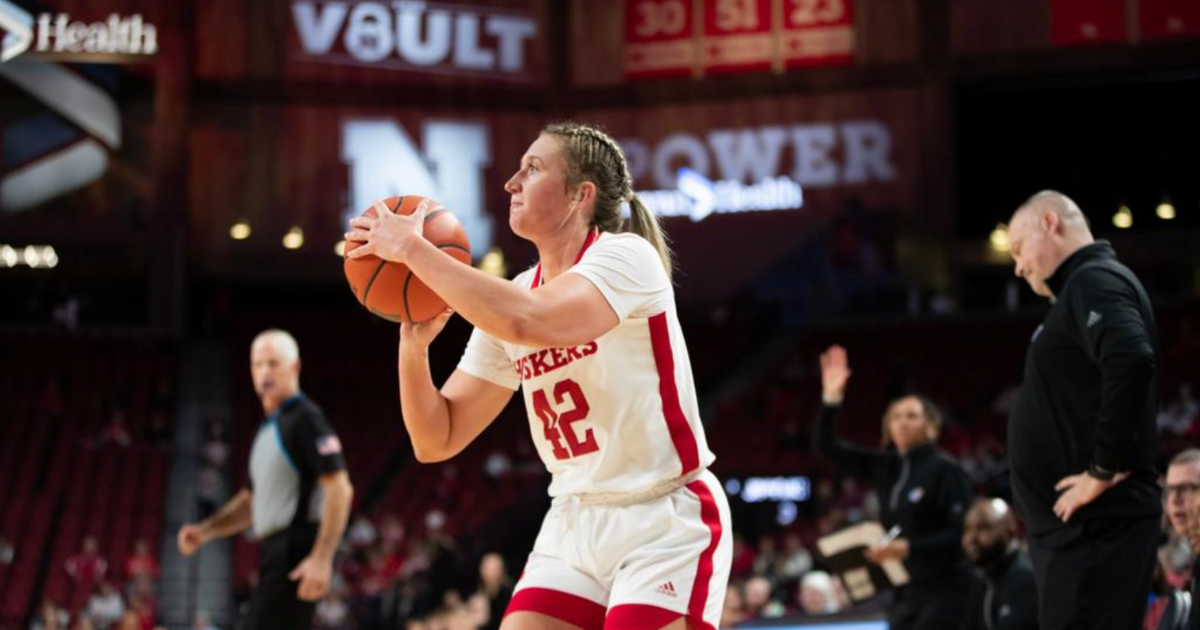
[1054, 471, 1128, 523]
[864, 538, 909, 563]
[289, 554, 333, 601]
[345, 197, 433, 264]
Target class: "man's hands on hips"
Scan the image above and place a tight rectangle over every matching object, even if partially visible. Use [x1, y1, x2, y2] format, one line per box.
[1054, 470, 1129, 522]
[290, 554, 333, 601]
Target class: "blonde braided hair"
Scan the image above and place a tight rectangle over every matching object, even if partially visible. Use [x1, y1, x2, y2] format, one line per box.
[542, 122, 673, 279]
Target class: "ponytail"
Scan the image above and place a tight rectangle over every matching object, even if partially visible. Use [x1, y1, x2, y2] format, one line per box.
[627, 194, 674, 280]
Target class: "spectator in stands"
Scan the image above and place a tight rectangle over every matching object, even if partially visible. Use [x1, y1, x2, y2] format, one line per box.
[0, 533, 13, 565]
[776, 534, 814, 583]
[815, 345, 974, 630]
[476, 552, 511, 630]
[1150, 450, 1200, 629]
[176, 330, 354, 630]
[730, 534, 756, 579]
[125, 539, 158, 580]
[65, 536, 108, 584]
[189, 612, 218, 630]
[1159, 385, 1199, 436]
[86, 581, 125, 629]
[347, 514, 377, 550]
[798, 571, 843, 615]
[125, 593, 156, 630]
[1165, 450, 1200, 546]
[960, 498, 1037, 630]
[94, 409, 132, 448]
[315, 586, 352, 630]
[753, 537, 780, 577]
[195, 464, 225, 520]
[744, 575, 784, 619]
[720, 581, 747, 629]
[145, 409, 171, 448]
[30, 598, 70, 630]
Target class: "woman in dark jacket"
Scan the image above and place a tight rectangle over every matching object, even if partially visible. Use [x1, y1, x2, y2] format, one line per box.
[815, 345, 975, 630]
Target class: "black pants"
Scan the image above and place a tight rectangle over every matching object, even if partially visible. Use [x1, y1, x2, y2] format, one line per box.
[1028, 516, 1159, 630]
[888, 578, 973, 630]
[242, 525, 318, 630]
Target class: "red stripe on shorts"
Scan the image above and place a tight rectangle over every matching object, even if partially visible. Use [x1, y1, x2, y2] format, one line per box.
[605, 604, 681, 630]
[505, 587, 606, 630]
[685, 479, 723, 630]
[649, 312, 700, 474]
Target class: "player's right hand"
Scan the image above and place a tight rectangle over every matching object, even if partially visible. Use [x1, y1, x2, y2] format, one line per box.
[177, 523, 208, 557]
[400, 308, 454, 349]
[820, 345, 852, 401]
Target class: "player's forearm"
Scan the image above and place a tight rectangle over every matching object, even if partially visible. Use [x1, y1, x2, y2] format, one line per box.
[406, 238, 536, 344]
[398, 343, 456, 461]
[199, 489, 253, 539]
[311, 473, 353, 562]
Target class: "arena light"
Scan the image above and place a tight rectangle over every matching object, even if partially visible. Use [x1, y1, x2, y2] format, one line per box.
[334, 240, 346, 257]
[40, 246, 58, 268]
[0, 245, 16, 267]
[1156, 201, 1176, 221]
[229, 219, 252, 240]
[988, 223, 1010, 253]
[1113, 205, 1133, 229]
[282, 226, 304, 250]
[23, 245, 41, 266]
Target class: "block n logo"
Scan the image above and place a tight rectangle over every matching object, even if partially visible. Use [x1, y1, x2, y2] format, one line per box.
[341, 118, 493, 255]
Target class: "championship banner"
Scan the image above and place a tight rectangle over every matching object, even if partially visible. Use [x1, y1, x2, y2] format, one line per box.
[1051, 0, 1125, 46]
[780, 0, 854, 69]
[625, 0, 697, 79]
[701, 0, 772, 74]
[1138, 0, 1200, 42]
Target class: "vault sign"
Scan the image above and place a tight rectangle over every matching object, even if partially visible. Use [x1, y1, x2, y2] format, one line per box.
[292, 1, 538, 79]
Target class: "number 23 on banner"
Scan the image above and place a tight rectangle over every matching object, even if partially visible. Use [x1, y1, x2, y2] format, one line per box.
[789, 0, 847, 26]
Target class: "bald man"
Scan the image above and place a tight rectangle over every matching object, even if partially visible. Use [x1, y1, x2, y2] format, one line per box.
[1007, 191, 1161, 630]
[960, 498, 1038, 630]
[177, 329, 354, 630]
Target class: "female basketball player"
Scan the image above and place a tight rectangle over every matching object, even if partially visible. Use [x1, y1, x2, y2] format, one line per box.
[815, 345, 974, 630]
[345, 122, 732, 630]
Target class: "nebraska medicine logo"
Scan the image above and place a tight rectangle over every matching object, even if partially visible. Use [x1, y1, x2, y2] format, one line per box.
[292, 1, 537, 79]
[0, 0, 158, 62]
[0, 1, 151, 212]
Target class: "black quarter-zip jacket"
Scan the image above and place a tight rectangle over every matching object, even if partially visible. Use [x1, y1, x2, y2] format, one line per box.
[1008, 241, 1161, 537]
[815, 403, 973, 587]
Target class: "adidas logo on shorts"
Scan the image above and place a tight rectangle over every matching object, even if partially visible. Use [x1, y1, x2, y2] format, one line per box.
[655, 582, 678, 598]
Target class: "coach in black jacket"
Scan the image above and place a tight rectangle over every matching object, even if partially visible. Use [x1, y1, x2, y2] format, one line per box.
[1007, 191, 1161, 630]
[816, 345, 974, 630]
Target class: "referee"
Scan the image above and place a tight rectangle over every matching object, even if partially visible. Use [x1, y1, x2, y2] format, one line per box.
[1006, 191, 1160, 630]
[178, 329, 354, 630]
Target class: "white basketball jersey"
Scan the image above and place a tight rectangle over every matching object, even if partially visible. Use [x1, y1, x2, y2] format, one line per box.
[457, 231, 715, 497]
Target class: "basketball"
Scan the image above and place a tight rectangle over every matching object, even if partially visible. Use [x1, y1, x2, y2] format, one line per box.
[343, 196, 471, 323]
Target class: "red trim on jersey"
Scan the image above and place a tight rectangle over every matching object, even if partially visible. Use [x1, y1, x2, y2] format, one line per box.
[685, 479, 723, 630]
[605, 604, 681, 630]
[648, 312, 700, 474]
[531, 229, 600, 289]
[505, 587, 606, 630]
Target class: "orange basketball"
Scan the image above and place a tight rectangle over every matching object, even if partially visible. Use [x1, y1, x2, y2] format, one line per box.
[343, 196, 471, 323]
